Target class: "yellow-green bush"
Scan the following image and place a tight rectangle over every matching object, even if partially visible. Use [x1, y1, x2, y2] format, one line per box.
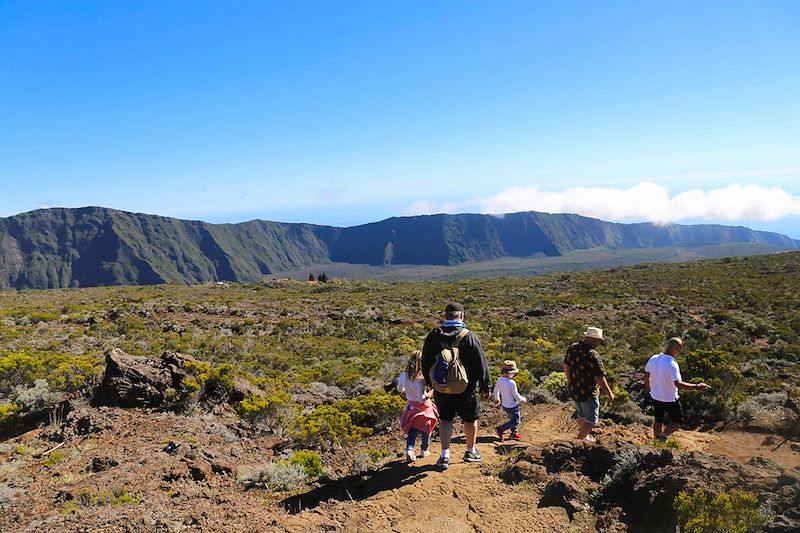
[0, 403, 19, 422]
[540, 371, 569, 401]
[290, 450, 323, 478]
[290, 404, 372, 450]
[0, 351, 102, 394]
[238, 389, 294, 434]
[43, 451, 66, 468]
[336, 391, 404, 432]
[675, 488, 766, 533]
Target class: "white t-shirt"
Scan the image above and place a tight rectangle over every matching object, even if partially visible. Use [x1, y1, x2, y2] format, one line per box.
[494, 376, 527, 408]
[645, 353, 682, 402]
[397, 371, 427, 403]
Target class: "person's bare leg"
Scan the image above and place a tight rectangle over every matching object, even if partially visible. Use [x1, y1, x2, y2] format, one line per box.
[464, 420, 478, 449]
[439, 420, 453, 453]
[576, 418, 594, 439]
[653, 421, 665, 439]
[662, 422, 680, 438]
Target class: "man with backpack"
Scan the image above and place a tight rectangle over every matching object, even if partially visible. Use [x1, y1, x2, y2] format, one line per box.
[422, 302, 491, 471]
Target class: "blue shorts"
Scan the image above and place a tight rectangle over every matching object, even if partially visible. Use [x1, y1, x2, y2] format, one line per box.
[574, 398, 600, 425]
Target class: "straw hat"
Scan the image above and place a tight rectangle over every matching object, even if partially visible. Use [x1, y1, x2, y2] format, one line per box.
[583, 327, 604, 340]
[501, 360, 519, 374]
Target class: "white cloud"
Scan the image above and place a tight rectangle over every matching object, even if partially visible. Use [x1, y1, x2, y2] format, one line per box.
[410, 183, 800, 224]
[406, 201, 437, 216]
[317, 184, 345, 204]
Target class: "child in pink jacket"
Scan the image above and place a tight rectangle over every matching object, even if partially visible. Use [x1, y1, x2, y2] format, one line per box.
[397, 350, 438, 461]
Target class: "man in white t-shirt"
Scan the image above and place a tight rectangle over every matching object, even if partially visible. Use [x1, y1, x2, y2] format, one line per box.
[644, 337, 712, 441]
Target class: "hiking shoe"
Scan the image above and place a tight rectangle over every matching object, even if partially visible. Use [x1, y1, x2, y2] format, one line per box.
[495, 426, 504, 442]
[510, 432, 523, 441]
[582, 435, 596, 443]
[657, 434, 668, 442]
[463, 450, 483, 463]
[420, 450, 431, 458]
[405, 449, 416, 462]
[436, 456, 450, 471]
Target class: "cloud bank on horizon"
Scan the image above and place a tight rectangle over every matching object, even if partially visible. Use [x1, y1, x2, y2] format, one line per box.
[408, 183, 800, 225]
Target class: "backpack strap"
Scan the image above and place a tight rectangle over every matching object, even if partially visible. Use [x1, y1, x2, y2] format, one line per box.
[452, 328, 470, 348]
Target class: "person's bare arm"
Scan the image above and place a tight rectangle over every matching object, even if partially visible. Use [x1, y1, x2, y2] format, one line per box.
[595, 375, 615, 402]
[562, 363, 570, 382]
[676, 380, 711, 391]
[643, 371, 651, 392]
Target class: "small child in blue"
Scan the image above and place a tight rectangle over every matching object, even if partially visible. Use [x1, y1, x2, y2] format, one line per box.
[494, 360, 527, 441]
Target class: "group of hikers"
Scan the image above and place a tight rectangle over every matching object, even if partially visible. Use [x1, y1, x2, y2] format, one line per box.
[397, 302, 712, 471]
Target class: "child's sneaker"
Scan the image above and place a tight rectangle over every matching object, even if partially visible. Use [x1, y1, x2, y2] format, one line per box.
[435, 456, 450, 471]
[510, 432, 523, 441]
[582, 435, 596, 443]
[420, 449, 430, 458]
[405, 449, 416, 462]
[463, 450, 483, 463]
[495, 426, 504, 442]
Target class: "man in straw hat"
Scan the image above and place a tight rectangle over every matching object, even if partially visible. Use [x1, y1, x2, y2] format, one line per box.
[563, 327, 614, 442]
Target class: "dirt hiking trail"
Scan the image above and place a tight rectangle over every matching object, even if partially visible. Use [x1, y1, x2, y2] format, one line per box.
[272, 403, 799, 532]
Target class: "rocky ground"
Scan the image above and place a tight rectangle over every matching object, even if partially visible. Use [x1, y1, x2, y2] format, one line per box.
[2, 398, 798, 533]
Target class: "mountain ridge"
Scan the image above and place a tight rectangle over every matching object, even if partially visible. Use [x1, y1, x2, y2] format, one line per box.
[0, 206, 797, 289]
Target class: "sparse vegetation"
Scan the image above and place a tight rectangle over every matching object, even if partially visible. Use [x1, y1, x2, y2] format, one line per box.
[349, 447, 390, 475]
[43, 450, 67, 468]
[240, 462, 309, 492]
[1, 252, 799, 447]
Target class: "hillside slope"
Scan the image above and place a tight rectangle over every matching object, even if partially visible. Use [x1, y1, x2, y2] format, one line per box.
[1, 206, 797, 289]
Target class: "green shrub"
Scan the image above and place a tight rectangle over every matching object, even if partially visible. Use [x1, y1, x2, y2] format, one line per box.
[71, 487, 139, 507]
[290, 405, 372, 450]
[0, 352, 45, 394]
[43, 451, 66, 468]
[540, 371, 569, 401]
[651, 437, 680, 449]
[13, 379, 56, 412]
[349, 447, 390, 475]
[101, 488, 140, 506]
[681, 349, 744, 424]
[674, 488, 766, 533]
[0, 403, 18, 422]
[238, 389, 293, 434]
[240, 462, 308, 492]
[0, 352, 102, 395]
[335, 391, 404, 432]
[289, 450, 323, 478]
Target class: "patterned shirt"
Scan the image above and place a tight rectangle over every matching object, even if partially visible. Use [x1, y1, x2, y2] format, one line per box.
[563, 341, 606, 401]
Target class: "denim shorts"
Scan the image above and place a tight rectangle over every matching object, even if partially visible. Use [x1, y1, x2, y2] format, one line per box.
[574, 398, 600, 425]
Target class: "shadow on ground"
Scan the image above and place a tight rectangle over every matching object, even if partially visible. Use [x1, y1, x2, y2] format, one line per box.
[282, 459, 436, 513]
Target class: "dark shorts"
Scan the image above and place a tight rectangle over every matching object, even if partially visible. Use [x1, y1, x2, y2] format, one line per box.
[652, 399, 683, 424]
[433, 390, 480, 423]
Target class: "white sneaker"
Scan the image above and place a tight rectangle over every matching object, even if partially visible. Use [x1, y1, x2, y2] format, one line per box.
[420, 450, 430, 458]
[582, 435, 596, 443]
[405, 449, 416, 461]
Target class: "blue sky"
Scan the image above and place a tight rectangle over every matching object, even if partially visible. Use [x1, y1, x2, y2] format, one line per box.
[1, 1, 800, 237]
